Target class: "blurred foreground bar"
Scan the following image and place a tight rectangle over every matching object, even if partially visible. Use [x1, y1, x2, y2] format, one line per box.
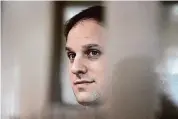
[106, 1, 161, 119]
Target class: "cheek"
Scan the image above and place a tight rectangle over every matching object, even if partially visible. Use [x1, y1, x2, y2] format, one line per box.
[69, 72, 73, 81]
[68, 65, 74, 82]
[88, 58, 105, 80]
[89, 58, 108, 94]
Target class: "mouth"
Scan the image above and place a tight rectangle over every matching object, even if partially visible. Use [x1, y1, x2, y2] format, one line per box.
[74, 80, 95, 85]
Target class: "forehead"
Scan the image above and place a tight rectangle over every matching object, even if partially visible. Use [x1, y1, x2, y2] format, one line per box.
[66, 19, 105, 48]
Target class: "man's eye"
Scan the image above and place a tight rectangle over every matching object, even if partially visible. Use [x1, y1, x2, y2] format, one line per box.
[67, 52, 76, 62]
[86, 49, 101, 58]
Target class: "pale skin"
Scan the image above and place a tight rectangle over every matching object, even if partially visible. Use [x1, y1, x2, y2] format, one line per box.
[65, 19, 106, 106]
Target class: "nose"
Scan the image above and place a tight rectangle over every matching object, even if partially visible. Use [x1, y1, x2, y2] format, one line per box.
[71, 56, 87, 76]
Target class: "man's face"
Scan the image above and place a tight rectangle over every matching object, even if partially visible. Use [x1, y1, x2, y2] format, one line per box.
[65, 19, 106, 106]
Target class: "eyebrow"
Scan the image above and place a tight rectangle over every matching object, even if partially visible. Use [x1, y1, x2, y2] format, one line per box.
[65, 43, 101, 52]
[82, 43, 101, 49]
[65, 46, 73, 52]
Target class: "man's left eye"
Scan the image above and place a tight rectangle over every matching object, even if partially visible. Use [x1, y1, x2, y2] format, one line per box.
[89, 50, 99, 56]
[86, 49, 101, 58]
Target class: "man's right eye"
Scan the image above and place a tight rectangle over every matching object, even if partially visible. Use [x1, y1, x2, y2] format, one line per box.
[67, 52, 76, 62]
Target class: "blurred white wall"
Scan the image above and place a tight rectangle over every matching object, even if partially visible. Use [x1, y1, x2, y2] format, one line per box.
[2, 1, 53, 118]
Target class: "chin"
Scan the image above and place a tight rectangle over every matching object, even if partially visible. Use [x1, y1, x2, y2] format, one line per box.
[75, 91, 100, 106]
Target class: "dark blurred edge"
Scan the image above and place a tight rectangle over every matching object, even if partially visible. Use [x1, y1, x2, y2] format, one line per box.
[161, 1, 178, 6]
[49, 1, 64, 104]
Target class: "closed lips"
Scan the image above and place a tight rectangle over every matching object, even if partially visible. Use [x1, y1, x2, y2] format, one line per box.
[74, 80, 95, 85]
